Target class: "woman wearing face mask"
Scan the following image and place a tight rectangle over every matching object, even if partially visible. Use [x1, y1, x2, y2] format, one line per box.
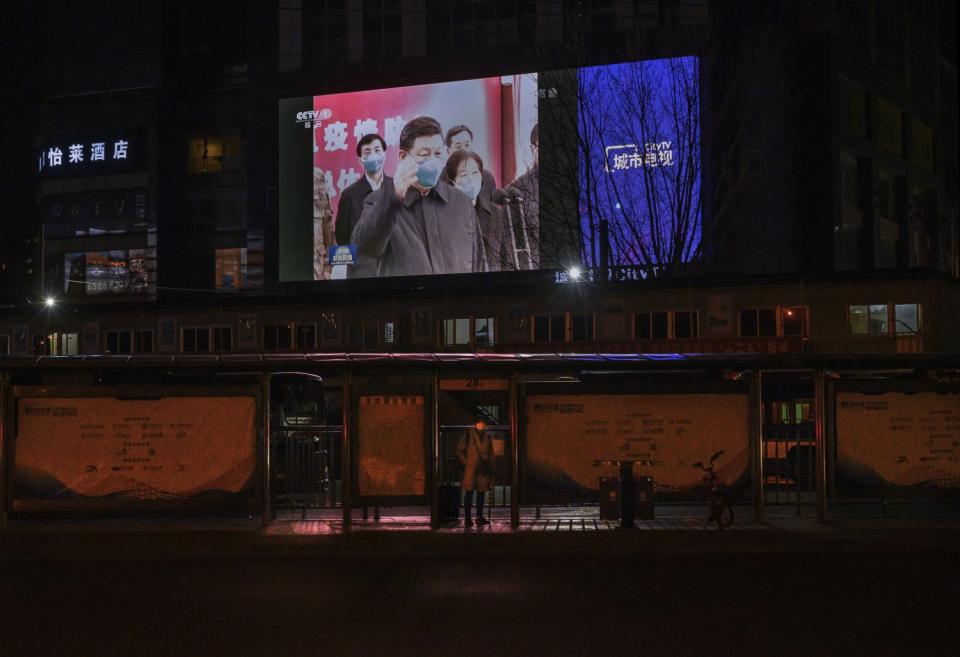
[444, 149, 502, 272]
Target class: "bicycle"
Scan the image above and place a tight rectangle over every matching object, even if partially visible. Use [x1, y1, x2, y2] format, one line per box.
[691, 450, 733, 530]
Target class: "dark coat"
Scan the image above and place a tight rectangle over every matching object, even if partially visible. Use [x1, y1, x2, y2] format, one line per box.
[335, 174, 391, 278]
[352, 179, 485, 277]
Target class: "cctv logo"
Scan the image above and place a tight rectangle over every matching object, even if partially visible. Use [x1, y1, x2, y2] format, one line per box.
[296, 108, 332, 128]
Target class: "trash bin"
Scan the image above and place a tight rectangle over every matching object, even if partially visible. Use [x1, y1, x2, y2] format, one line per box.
[438, 483, 461, 521]
[635, 476, 655, 520]
[599, 476, 620, 520]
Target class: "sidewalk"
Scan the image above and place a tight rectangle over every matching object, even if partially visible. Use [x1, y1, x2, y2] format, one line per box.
[4, 504, 960, 564]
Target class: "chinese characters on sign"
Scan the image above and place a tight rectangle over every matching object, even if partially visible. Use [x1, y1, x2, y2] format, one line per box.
[605, 142, 676, 172]
[41, 139, 130, 172]
[310, 114, 405, 199]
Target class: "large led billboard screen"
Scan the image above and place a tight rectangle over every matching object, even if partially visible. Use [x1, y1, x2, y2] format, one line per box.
[278, 56, 700, 282]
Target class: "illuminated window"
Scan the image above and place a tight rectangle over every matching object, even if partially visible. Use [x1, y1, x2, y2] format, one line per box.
[474, 317, 495, 347]
[850, 303, 920, 336]
[188, 134, 242, 175]
[894, 304, 919, 334]
[443, 318, 471, 346]
[383, 321, 397, 347]
[215, 248, 247, 291]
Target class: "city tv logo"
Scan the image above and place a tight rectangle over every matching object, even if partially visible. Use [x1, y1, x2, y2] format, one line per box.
[296, 108, 332, 128]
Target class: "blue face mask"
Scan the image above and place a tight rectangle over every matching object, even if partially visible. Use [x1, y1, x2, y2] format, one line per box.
[456, 177, 482, 202]
[415, 156, 444, 188]
[361, 152, 385, 174]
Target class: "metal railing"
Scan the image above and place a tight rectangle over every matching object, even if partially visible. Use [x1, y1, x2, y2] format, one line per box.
[270, 426, 344, 516]
[763, 423, 817, 513]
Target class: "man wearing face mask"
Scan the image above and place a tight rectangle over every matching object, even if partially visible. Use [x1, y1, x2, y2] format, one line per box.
[336, 133, 391, 278]
[352, 116, 485, 277]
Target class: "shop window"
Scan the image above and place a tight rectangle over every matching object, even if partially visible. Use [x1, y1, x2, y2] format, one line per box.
[105, 330, 133, 354]
[296, 323, 316, 350]
[182, 327, 211, 353]
[134, 329, 153, 354]
[739, 309, 777, 337]
[264, 323, 293, 351]
[215, 248, 247, 291]
[571, 314, 594, 342]
[212, 326, 232, 352]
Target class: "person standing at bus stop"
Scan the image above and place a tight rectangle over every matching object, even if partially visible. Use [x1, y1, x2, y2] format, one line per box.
[457, 416, 494, 527]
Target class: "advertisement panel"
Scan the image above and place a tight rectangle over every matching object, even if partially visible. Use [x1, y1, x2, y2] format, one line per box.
[64, 248, 151, 296]
[524, 393, 750, 504]
[357, 395, 426, 497]
[278, 56, 700, 282]
[836, 392, 960, 497]
[14, 396, 257, 509]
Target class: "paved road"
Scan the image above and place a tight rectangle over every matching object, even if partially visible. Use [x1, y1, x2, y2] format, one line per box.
[2, 528, 958, 657]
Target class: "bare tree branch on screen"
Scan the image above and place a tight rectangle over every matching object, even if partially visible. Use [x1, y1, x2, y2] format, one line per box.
[525, 18, 786, 278]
